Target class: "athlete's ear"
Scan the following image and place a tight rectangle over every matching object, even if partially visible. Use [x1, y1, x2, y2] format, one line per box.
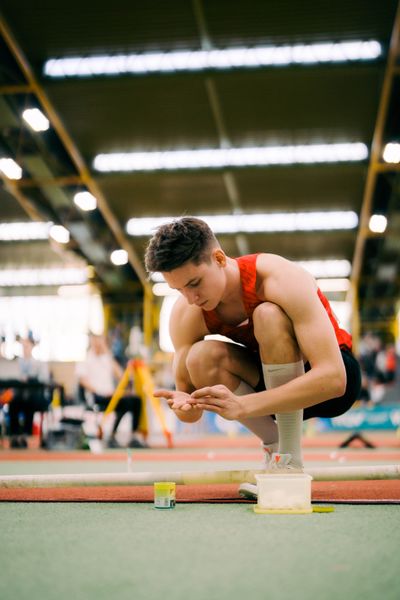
[213, 248, 227, 267]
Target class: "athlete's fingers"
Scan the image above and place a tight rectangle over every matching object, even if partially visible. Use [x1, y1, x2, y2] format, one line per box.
[193, 403, 222, 414]
[179, 403, 193, 412]
[165, 396, 191, 409]
[154, 389, 175, 399]
[191, 385, 228, 399]
[189, 395, 226, 408]
[171, 401, 193, 412]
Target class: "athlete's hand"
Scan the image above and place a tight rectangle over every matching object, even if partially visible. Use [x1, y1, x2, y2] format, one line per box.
[154, 389, 203, 422]
[154, 389, 193, 411]
[190, 385, 244, 420]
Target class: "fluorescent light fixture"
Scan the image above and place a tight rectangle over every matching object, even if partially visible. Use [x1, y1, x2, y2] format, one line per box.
[0, 222, 51, 241]
[95, 143, 368, 173]
[22, 108, 50, 132]
[49, 224, 70, 244]
[44, 40, 382, 78]
[57, 284, 91, 297]
[369, 214, 387, 233]
[0, 158, 22, 180]
[127, 211, 358, 236]
[0, 268, 88, 287]
[316, 278, 350, 292]
[299, 260, 351, 278]
[382, 142, 400, 164]
[110, 249, 128, 265]
[73, 191, 97, 211]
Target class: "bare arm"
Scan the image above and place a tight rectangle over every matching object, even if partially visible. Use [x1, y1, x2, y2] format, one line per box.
[192, 255, 347, 417]
[160, 297, 209, 423]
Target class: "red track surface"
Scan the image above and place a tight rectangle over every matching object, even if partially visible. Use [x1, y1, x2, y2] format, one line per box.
[0, 480, 399, 503]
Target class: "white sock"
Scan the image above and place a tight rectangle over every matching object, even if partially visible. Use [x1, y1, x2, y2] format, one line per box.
[262, 361, 304, 469]
[234, 380, 278, 446]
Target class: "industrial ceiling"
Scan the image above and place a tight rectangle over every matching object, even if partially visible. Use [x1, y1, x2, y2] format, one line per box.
[0, 1, 399, 342]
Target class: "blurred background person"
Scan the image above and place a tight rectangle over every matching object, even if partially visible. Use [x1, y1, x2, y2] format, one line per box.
[358, 333, 399, 405]
[76, 333, 146, 448]
[8, 337, 50, 448]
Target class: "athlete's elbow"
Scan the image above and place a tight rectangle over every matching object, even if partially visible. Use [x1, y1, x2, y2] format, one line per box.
[330, 366, 347, 397]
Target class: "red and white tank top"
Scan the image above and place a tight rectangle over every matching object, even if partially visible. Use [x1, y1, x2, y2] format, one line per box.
[202, 253, 352, 352]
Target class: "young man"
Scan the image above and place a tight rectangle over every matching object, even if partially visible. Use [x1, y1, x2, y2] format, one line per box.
[147, 217, 361, 470]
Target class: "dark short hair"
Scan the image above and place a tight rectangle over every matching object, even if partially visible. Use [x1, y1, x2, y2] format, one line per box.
[145, 217, 218, 273]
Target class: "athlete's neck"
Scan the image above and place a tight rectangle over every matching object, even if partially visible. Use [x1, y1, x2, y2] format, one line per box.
[218, 256, 242, 306]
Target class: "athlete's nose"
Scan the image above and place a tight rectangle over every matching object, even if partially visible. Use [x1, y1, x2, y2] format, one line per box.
[185, 289, 199, 305]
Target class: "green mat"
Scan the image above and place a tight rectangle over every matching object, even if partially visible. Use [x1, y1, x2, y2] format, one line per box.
[0, 503, 399, 600]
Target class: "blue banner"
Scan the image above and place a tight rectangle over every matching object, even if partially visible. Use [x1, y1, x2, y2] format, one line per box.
[317, 404, 400, 431]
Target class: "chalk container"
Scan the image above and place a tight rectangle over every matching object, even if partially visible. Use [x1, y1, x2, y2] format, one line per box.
[254, 473, 313, 514]
[154, 482, 176, 509]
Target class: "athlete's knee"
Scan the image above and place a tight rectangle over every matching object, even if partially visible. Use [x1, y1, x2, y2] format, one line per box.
[186, 341, 227, 381]
[253, 302, 290, 330]
[253, 302, 294, 344]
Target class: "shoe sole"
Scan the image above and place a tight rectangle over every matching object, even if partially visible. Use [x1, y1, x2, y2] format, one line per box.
[238, 482, 258, 500]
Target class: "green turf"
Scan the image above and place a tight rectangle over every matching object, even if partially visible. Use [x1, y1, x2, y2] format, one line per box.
[0, 503, 399, 600]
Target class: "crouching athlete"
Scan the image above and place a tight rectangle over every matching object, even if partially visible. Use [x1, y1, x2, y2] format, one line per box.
[146, 217, 361, 470]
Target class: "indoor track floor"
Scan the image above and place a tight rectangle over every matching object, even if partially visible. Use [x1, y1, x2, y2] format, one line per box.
[0, 432, 399, 600]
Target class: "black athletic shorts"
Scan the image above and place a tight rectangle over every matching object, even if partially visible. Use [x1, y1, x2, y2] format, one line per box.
[255, 348, 362, 421]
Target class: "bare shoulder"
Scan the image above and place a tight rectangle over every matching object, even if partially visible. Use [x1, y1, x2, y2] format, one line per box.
[170, 296, 209, 347]
[255, 253, 317, 304]
[256, 252, 300, 276]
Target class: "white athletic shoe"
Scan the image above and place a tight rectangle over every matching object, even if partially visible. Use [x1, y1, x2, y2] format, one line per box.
[262, 442, 279, 467]
[238, 453, 303, 500]
[266, 452, 304, 473]
[238, 482, 258, 500]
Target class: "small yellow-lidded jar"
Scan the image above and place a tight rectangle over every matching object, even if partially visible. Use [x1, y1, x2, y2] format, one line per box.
[154, 482, 176, 509]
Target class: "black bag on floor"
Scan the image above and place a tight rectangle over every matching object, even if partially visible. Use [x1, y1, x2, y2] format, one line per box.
[44, 417, 87, 450]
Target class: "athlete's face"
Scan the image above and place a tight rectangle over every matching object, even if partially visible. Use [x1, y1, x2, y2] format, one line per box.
[162, 249, 227, 310]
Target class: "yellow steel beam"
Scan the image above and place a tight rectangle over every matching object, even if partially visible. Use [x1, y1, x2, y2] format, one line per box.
[351, 5, 400, 289]
[349, 4, 400, 347]
[360, 320, 396, 330]
[16, 175, 84, 188]
[0, 175, 44, 222]
[0, 84, 33, 94]
[143, 286, 153, 349]
[0, 14, 150, 294]
[375, 161, 400, 173]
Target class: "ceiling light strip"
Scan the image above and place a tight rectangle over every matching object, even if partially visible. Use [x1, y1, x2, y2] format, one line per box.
[126, 211, 358, 236]
[0, 268, 88, 287]
[0, 222, 52, 241]
[383, 142, 400, 163]
[95, 143, 368, 173]
[22, 108, 50, 132]
[0, 158, 23, 179]
[299, 260, 351, 278]
[44, 40, 382, 78]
